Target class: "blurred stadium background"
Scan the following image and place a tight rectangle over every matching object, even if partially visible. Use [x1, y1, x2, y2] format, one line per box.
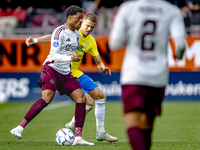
[1, 1, 200, 150]
[0, 0, 200, 103]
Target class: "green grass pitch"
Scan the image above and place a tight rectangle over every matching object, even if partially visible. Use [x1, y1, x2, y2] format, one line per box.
[1, 101, 200, 150]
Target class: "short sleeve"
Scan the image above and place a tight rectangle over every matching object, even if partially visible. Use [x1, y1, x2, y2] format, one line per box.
[88, 39, 99, 57]
[51, 28, 63, 52]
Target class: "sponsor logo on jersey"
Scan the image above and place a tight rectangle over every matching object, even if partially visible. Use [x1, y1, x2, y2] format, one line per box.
[53, 41, 59, 47]
[65, 44, 77, 51]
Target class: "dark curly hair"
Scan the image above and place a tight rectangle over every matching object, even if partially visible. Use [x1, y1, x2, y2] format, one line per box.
[65, 5, 83, 19]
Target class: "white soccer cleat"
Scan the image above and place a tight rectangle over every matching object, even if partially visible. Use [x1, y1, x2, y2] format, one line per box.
[72, 137, 95, 146]
[96, 132, 118, 142]
[10, 126, 23, 139]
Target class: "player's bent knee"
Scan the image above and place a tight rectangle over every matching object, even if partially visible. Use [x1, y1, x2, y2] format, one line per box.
[42, 96, 54, 104]
[124, 111, 142, 129]
[42, 90, 55, 104]
[101, 94, 106, 100]
[139, 113, 155, 129]
[71, 89, 86, 103]
[97, 91, 106, 100]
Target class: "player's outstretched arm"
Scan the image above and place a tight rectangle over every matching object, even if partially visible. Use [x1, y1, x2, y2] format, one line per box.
[25, 34, 52, 46]
[51, 53, 80, 62]
[93, 55, 111, 76]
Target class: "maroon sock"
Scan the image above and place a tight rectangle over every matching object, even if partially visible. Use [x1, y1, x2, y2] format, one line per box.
[19, 99, 47, 128]
[74, 103, 86, 137]
[127, 127, 146, 150]
[141, 129, 152, 150]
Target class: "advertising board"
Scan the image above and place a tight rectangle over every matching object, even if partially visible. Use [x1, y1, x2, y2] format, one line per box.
[0, 36, 200, 101]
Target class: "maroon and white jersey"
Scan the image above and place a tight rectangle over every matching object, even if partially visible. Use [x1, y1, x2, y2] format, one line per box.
[110, 0, 185, 87]
[43, 24, 80, 75]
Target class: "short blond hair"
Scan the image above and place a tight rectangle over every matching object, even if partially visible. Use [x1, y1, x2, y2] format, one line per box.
[84, 12, 98, 23]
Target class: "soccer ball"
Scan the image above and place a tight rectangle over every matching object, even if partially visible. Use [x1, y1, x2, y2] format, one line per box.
[56, 128, 75, 146]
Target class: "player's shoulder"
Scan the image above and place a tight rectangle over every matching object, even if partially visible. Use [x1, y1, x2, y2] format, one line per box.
[53, 24, 68, 40]
[158, 0, 180, 13]
[87, 34, 95, 40]
[54, 24, 68, 33]
[86, 34, 96, 44]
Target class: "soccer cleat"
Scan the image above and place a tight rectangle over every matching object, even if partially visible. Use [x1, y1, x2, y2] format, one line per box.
[65, 123, 75, 134]
[10, 126, 23, 139]
[72, 137, 95, 146]
[96, 132, 118, 142]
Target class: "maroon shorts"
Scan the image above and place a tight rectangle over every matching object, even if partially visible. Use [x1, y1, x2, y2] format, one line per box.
[38, 62, 81, 96]
[122, 85, 165, 117]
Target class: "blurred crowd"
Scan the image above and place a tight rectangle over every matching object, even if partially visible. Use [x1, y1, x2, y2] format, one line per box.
[0, 0, 200, 37]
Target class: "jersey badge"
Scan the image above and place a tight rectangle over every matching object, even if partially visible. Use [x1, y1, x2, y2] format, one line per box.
[53, 41, 59, 47]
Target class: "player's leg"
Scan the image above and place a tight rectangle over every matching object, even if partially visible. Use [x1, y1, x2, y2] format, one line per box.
[10, 89, 55, 139]
[140, 113, 155, 150]
[122, 85, 147, 150]
[78, 74, 118, 142]
[124, 111, 146, 150]
[10, 64, 57, 139]
[70, 88, 86, 137]
[69, 89, 94, 146]
[139, 86, 165, 150]
[61, 73, 94, 146]
[66, 91, 94, 133]
[90, 88, 119, 142]
[88, 86, 106, 135]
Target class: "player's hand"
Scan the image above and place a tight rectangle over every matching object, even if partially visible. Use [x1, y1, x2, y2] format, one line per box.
[26, 36, 34, 46]
[101, 67, 111, 76]
[71, 54, 81, 62]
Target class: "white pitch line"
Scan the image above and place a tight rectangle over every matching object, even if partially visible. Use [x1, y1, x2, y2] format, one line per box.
[152, 140, 187, 142]
[43, 101, 73, 111]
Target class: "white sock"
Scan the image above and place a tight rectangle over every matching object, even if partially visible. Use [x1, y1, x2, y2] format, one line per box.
[95, 99, 106, 135]
[86, 105, 93, 114]
[69, 116, 75, 128]
[69, 105, 93, 128]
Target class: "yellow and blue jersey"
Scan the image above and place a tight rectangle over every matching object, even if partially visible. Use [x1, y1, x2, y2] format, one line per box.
[71, 30, 99, 78]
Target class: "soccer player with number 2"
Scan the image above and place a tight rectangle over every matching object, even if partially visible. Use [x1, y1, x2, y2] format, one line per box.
[109, 0, 186, 150]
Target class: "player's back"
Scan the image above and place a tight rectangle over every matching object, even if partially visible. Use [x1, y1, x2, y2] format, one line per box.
[124, 0, 178, 52]
[114, 0, 185, 87]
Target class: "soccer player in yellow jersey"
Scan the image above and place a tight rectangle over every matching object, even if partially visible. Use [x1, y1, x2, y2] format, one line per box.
[26, 12, 118, 142]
